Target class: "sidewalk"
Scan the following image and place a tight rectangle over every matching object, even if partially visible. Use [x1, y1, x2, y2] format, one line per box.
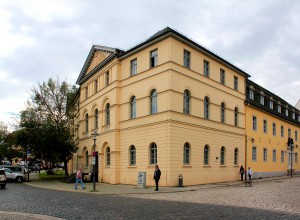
[24, 173, 299, 195]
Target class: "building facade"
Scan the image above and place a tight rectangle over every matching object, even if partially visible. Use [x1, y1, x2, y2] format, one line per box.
[69, 27, 299, 186]
[245, 80, 300, 178]
[69, 28, 249, 186]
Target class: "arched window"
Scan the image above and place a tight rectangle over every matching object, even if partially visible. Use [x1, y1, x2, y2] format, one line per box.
[234, 148, 239, 165]
[130, 96, 136, 119]
[85, 150, 88, 167]
[204, 97, 210, 119]
[94, 109, 98, 129]
[106, 147, 110, 166]
[183, 143, 190, 164]
[183, 90, 190, 114]
[204, 145, 210, 165]
[220, 146, 226, 165]
[234, 107, 239, 127]
[85, 114, 89, 132]
[129, 145, 136, 166]
[221, 102, 226, 123]
[105, 103, 110, 125]
[150, 143, 157, 164]
[150, 90, 157, 114]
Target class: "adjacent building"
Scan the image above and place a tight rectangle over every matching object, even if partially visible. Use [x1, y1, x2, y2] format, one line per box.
[69, 27, 300, 186]
[245, 80, 300, 178]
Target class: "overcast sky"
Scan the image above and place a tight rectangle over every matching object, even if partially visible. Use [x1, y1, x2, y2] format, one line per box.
[1, 0, 300, 129]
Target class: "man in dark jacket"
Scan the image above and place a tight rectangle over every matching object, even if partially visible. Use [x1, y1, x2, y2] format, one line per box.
[153, 165, 161, 191]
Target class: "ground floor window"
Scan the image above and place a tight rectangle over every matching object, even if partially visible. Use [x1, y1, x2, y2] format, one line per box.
[150, 143, 157, 165]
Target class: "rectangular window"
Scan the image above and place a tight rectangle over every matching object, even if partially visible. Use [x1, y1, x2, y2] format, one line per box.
[269, 101, 273, 109]
[295, 131, 298, 142]
[150, 49, 158, 68]
[281, 151, 284, 163]
[94, 79, 98, 93]
[263, 148, 268, 162]
[234, 76, 238, 91]
[273, 149, 276, 163]
[273, 123, 276, 136]
[249, 90, 254, 100]
[263, 120, 268, 134]
[130, 59, 137, 76]
[278, 105, 281, 113]
[285, 109, 289, 116]
[281, 126, 284, 138]
[292, 112, 295, 119]
[204, 60, 209, 77]
[220, 69, 225, 85]
[288, 128, 291, 138]
[260, 95, 265, 105]
[252, 146, 257, 162]
[298, 115, 300, 122]
[105, 71, 109, 86]
[183, 50, 191, 68]
[252, 116, 257, 131]
[85, 87, 88, 99]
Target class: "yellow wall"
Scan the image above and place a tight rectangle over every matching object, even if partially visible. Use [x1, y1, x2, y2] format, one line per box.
[71, 35, 250, 186]
[245, 105, 300, 177]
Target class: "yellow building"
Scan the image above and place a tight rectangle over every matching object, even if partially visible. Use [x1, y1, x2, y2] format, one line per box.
[69, 27, 250, 186]
[245, 80, 300, 178]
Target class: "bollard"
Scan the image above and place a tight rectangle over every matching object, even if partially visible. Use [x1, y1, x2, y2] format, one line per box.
[178, 174, 183, 187]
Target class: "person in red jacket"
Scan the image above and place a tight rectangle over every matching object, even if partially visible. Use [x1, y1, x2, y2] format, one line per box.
[153, 165, 161, 191]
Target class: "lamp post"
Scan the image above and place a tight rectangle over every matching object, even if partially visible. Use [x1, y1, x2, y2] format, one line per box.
[92, 131, 99, 191]
[288, 137, 294, 177]
[245, 135, 254, 186]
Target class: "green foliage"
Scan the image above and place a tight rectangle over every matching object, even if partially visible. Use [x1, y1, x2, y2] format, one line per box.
[17, 77, 78, 178]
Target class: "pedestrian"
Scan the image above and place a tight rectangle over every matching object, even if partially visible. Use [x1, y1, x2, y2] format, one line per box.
[153, 165, 161, 191]
[74, 168, 86, 190]
[239, 165, 245, 181]
[247, 167, 253, 181]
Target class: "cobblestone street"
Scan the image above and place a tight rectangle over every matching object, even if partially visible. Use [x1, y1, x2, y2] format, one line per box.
[0, 176, 299, 219]
[127, 177, 300, 216]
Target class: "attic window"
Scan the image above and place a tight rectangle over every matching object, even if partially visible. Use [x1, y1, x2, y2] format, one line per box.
[105, 71, 110, 86]
[150, 49, 158, 68]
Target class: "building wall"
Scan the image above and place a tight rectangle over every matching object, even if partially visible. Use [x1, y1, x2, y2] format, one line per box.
[71, 35, 249, 186]
[245, 105, 300, 178]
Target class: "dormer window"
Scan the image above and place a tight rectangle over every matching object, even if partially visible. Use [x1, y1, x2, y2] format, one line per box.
[269, 100, 273, 109]
[249, 90, 254, 100]
[278, 104, 281, 113]
[260, 95, 264, 105]
[285, 108, 289, 116]
[292, 112, 295, 120]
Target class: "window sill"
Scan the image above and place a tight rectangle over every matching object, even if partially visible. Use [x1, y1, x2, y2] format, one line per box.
[182, 165, 192, 168]
[220, 165, 227, 167]
[128, 166, 137, 168]
[233, 165, 239, 167]
[203, 165, 211, 167]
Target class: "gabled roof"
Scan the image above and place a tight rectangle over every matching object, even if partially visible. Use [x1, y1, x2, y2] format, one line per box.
[76, 45, 124, 85]
[76, 27, 250, 86]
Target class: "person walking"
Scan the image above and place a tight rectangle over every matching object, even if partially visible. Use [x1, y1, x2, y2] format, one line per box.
[74, 168, 86, 190]
[153, 165, 161, 191]
[247, 167, 253, 181]
[239, 165, 245, 181]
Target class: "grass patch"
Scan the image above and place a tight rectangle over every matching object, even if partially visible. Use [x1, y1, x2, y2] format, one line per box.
[90, 189, 99, 192]
[38, 171, 65, 181]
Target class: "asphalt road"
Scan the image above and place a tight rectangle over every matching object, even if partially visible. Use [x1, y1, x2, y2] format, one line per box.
[0, 183, 299, 220]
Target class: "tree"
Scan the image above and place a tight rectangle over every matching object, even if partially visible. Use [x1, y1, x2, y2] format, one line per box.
[19, 77, 78, 179]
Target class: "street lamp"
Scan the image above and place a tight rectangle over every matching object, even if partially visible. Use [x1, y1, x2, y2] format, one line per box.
[92, 131, 99, 191]
[287, 137, 294, 177]
[245, 136, 254, 186]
